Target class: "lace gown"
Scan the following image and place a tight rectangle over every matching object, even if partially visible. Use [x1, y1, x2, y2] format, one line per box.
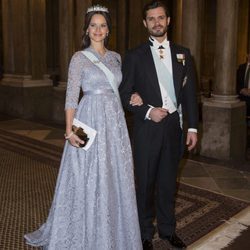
[25, 48, 142, 250]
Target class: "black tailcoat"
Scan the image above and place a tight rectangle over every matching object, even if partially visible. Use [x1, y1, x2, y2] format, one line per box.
[119, 41, 198, 239]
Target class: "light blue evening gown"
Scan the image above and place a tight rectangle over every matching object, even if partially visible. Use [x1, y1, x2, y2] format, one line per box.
[25, 47, 142, 250]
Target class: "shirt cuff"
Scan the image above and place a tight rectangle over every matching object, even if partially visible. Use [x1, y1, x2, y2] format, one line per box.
[145, 107, 154, 120]
[188, 128, 197, 133]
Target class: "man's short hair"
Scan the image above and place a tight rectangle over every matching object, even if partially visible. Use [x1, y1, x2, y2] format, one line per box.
[143, 1, 170, 20]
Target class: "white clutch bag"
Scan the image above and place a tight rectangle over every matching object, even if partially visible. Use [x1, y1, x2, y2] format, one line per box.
[73, 118, 97, 151]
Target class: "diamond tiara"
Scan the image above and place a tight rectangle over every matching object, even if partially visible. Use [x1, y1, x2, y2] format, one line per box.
[86, 5, 109, 14]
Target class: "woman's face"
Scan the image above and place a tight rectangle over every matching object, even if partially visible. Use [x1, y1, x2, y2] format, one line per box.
[87, 14, 109, 44]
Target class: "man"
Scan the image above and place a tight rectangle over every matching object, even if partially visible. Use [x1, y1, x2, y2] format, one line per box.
[119, 1, 198, 249]
[237, 53, 250, 117]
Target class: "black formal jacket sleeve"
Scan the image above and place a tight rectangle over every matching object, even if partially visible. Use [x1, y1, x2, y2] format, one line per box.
[119, 41, 198, 129]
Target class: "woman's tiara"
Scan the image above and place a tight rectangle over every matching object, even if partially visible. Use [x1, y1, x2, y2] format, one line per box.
[86, 5, 109, 14]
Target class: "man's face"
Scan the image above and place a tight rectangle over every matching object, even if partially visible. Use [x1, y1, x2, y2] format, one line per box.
[143, 7, 170, 38]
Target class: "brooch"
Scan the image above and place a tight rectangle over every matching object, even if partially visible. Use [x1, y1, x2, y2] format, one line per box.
[116, 58, 121, 65]
[176, 54, 185, 66]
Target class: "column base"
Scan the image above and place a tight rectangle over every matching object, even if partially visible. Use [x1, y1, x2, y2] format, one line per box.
[52, 83, 67, 124]
[0, 75, 53, 120]
[1, 74, 53, 87]
[200, 98, 247, 161]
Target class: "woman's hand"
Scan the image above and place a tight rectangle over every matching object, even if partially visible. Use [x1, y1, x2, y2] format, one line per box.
[129, 92, 143, 106]
[66, 133, 85, 148]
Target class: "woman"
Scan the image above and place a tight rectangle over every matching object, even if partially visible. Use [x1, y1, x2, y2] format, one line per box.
[25, 5, 142, 250]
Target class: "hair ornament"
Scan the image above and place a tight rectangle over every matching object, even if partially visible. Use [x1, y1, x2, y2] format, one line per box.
[87, 5, 109, 14]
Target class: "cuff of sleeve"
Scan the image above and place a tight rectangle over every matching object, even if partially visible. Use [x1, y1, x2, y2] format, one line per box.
[145, 107, 154, 120]
[188, 128, 197, 133]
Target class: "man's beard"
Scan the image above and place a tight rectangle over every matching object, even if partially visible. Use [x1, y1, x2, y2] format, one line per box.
[149, 25, 168, 37]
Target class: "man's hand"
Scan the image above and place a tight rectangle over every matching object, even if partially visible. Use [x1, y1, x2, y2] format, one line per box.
[240, 88, 250, 96]
[149, 108, 168, 122]
[186, 132, 197, 151]
[130, 92, 143, 106]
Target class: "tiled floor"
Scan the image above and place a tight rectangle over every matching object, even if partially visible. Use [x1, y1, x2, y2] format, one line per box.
[0, 116, 249, 203]
[0, 114, 249, 249]
[178, 159, 250, 202]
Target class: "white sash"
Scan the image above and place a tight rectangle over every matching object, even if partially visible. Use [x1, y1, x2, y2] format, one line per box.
[81, 51, 122, 106]
[150, 47, 177, 107]
[150, 47, 183, 128]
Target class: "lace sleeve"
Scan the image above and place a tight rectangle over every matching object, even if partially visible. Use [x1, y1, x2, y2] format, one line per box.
[65, 52, 83, 110]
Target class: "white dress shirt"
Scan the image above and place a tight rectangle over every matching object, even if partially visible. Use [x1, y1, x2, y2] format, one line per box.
[146, 37, 197, 133]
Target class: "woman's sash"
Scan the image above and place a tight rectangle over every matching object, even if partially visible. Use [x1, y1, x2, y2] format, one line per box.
[81, 51, 121, 106]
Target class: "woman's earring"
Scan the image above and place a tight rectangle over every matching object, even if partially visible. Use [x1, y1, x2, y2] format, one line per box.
[86, 31, 89, 36]
[106, 32, 109, 37]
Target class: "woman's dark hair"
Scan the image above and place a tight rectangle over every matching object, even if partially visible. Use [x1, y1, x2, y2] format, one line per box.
[143, 1, 170, 20]
[82, 11, 112, 49]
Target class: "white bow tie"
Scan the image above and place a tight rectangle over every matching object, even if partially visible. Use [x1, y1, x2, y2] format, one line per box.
[149, 37, 169, 49]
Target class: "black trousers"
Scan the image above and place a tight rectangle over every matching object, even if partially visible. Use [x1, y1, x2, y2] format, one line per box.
[133, 111, 182, 240]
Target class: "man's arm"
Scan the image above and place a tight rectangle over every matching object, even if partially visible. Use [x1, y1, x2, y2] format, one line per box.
[182, 49, 199, 150]
[119, 52, 150, 120]
[182, 48, 198, 130]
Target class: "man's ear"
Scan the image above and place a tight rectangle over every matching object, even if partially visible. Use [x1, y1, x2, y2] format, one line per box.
[143, 20, 147, 28]
[167, 17, 170, 26]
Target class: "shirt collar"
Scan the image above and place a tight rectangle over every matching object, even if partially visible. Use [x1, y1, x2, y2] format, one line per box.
[149, 36, 169, 49]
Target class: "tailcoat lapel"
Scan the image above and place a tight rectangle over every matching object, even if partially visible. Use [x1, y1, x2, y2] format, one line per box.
[141, 42, 162, 100]
[140, 42, 185, 103]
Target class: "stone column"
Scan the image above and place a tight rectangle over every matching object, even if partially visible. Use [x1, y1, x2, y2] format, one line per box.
[200, 0, 216, 97]
[53, 0, 92, 124]
[0, 0, 52, 120]
[58, 0, 74, 87]
[237, 0, 249, 65]
[57, 0, 93, 83]
[117, 0, 128, 56]
[1, 0, 29, 77]
[53, 0, 74, 123]
[128, 0, 148, 49]
[172, 0, 182, 44]
[46, 0, 59, 75]
[181, 0, 203, 89]
[201, 0, 246, 162]
[75, 0, 92, 51]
